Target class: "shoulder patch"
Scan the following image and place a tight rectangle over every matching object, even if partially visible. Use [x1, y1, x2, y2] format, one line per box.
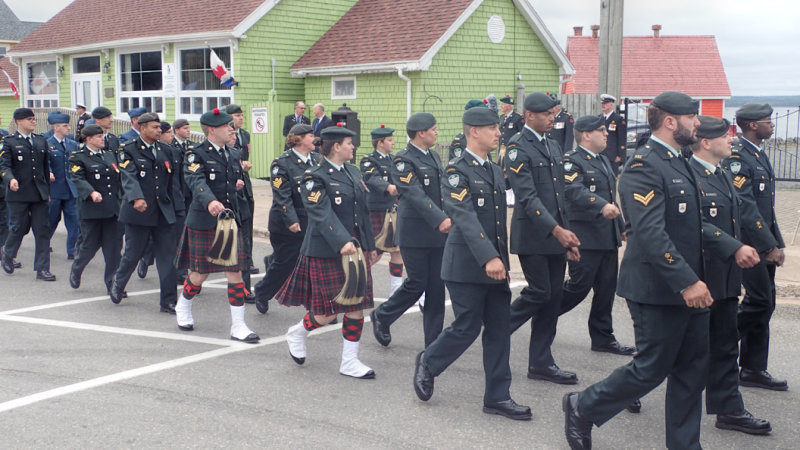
[186, 152, 195, 164]
[633, 190, 655, 206]
[508, 147, 518, 162]
[272, 165, 280, 176]
[563, 161, 573, 172]
[395, 160, 405, 172]
[448, 173, 460, 187]
[729, 161, 741, 174]
[304, 179, 314, 191]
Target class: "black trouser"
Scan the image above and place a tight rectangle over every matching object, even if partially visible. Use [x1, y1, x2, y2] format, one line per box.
[560, 249, 618, 346]
[254, 231, 303, 300]
[71, 217, 123, 291]
[509, 253, 565, 369]
[0, 198, 8, 252]
[241, 211, 254, 293]
[578, 301, 709, 450]
[706, 297, 745, 415]
[114, 214, 176, 308]
[3, 200, 50, 272]
[738, 261, 777, 371]
[374, 246, 445, 347]
[425, 281, 512, 404]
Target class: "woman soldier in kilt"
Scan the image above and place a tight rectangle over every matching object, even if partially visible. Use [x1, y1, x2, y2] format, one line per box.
[359, 125, 405, 295]
[174, 108, 259, 343]
[277, 125, 379, 379]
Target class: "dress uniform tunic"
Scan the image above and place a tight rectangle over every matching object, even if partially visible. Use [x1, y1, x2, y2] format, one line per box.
[724, 138, 784, 373]
[46, 135, 80, 256]
[547, 110, 575, 153]
[448, 133, 466, 162]
[601, 111, 626, 175]
[360, 149, 396, 236]
[500, 110, 524, 149]
[172, 137, 195, 210]
[232, 127, 256, 289]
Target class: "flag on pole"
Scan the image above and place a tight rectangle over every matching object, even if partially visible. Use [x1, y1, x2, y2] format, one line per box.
[209, 49, 238, 88]
[2, 68, 19, 99]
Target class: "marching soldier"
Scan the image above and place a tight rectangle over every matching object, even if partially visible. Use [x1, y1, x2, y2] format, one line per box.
[546, 93, 574, 153]
[118, 107, 147, 144]
[46, 112, 81, 260]
[499, 94, 523, 151]
[68, 125, 123, 293]
[89, 106, 120, 153]
[689, 115, 771, 435]
[560, 115, 634, 356]
[599, 94, 626, 175]
[0, 108, 55, 280]
[75, 104, 91, 143]
[413, 106, 531, 420]
[172, 118, 195, 211]
[448, 100, 489, 162]
[724, 103, 787, 391]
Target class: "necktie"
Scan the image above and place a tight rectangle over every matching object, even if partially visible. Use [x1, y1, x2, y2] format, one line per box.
[313, 119, 319, 134]
[60, 140, 67, 153]
[715, 168, 731, 197]
[296, 115, 301, 125]
[598, 154, 610, 176]
[104, 135, 109, 150]
[219, 147, 228, 163]
[541, 138, 551, 158]
[483, 161, 494, 184]
[149, 145, 157, 159]
[182, 142, 188, 153]
[27, 136, 33, 147]
[341, 166, 355, 185]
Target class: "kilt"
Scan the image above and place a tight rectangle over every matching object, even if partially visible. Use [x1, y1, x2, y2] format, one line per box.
[175, 226, 247, 273]
[369, 210, 386, 237]
[276, 253, 374, 315]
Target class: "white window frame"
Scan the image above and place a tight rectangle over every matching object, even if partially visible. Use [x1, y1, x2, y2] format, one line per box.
[331, 76, 356, 100]
[23, 57, 59, 108]
[115, 46, 165, 117]
[175, 42, 234, 121]
[71, 53, 101, 75]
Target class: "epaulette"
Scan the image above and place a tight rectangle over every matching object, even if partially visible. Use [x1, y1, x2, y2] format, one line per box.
[564, 149, 577, 157]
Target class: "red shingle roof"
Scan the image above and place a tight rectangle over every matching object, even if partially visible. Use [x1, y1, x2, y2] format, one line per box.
[564, 35, 731, 98]
[292, 0, 475, 70]
[0, 57, 20, 94]
[11, 0, 265, 53]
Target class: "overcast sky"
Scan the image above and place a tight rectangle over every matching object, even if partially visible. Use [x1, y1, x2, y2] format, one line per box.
[7, 0, 800, 96]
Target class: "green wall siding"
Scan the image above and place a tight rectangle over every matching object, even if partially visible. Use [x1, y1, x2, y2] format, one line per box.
[0, 95, 18, 131]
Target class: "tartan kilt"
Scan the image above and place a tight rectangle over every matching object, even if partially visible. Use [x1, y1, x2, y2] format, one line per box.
[276, 253, 374, 315]
[175, 226, 247, 273]
[369, 211, 386, 255]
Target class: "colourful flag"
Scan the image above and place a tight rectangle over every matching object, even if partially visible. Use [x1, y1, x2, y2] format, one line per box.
[209, 49, 237, 88]
[1, 68, 18, 99]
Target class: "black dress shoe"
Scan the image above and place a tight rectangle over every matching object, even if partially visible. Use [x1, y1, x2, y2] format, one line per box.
[248, 265, 259, 275]
[626, 399, 641, 413]
[136, 259, 148, 279]
[483, 399, 532, 420]
[67, 254, 75, 260]
[528, 365, 578, 385]
[562, 392, 592, 450]
[244, 292, 256, 304]
[1, 250, 14, 274]
[413, 351, 434, 401]
[716, 409, 771, 435]
[591, 341, 636, 356]
[109, 281, 124, 304]
[370, 309, 391, 347]
[160, 304, 177, 314]
[12, 260, 22, 269]
[739, 368, 788, 391]
[36, 270, 56, 281]
[255, 294, 270, 314]
[231, 332, 260, 344]
[69, 269, 81, 289]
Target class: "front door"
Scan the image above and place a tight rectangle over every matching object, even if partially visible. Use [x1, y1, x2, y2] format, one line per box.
[72, 74, 101, 110]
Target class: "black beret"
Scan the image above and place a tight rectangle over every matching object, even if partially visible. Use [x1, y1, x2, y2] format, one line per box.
[499, 95, 514, 105]
[160, 121, 172, 133]
[574, 115, 605, 132]
[91, 106, 112, 119]
[462, 107, 500, 126]
[289, 123, 313, 135]
[651, 91, 699, 115]
[47, 112, 70, 125]
[13, 108, 34, 120]
[371, 124, 394, 139]
[172, 118, 190, 129]
[736, 103, 773, 121]
[137, 112, 160, 125]
[320, 125, 356, 140]
[81, 124, 103, 137]
[695, 116, 730, 139]
[406, 112, 436, 132]
[464, 99, 487, 110]
[200, 108, 233, 127]
[224, 104, 243, 114]
[127, 107, 147, 119]
[523, 92, 559, 113]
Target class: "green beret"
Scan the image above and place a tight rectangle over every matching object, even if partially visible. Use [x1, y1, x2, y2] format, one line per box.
[406, 112, 436, 132]
[464, 99, 487, 110]
[573, 115, 605, 132]
[81, 124, 103, 137]
[523, 92, 559, 113]
[499, 95, 514, 105]
[651, 91, 699, 115]
[172, 118, 190, 129]
[289, 124, 313, 135]
[224, 104, 243, 114]
[200, 108, 233, 127]
[371, 124, 394, 139]
[13, 108, 34, 120]
[91, 106, 112, 119]
[695, 116, 730, 139]
[320, 125, 356, 140]
[736, 103, 773, 121]
[137, 112, 160, 125]
[462, 107, 499, 126]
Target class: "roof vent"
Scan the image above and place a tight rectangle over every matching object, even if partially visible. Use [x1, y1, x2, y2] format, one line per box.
[652, 24, 662, 37]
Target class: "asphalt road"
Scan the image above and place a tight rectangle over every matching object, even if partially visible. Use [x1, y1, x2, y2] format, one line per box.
[1, 229, 798, 448]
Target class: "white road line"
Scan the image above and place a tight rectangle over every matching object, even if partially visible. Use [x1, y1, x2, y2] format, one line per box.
[0, 289, 161, 315]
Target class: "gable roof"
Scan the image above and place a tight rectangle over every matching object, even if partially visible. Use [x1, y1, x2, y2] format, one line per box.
[8, 0, 281, 56]
[0, 1, 41, 41]
[291, 0, 572, 77]
[564, 35, 730, 98]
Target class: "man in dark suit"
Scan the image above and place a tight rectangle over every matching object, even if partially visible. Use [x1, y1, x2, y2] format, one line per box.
[283, 101, 310, 137]
[599, 94, 626, 175]
[311, 103, 332, 137]
[546, 94, 574, 153]
[118, 107, 147, 144]
[560, 115, 634, 356]
[689, 115, 771, 435]
[563, 91, 760, 450]
[413, 105, 530, 420]
[0, 108, 55, 280]
[724, 103, 788, 391]
[46, 112, 81, 259]
[503, 92, 581, 385]
[371, 112, 450, 348]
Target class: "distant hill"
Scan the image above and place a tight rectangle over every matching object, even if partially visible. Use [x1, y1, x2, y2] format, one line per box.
[728, 96, 800, 107]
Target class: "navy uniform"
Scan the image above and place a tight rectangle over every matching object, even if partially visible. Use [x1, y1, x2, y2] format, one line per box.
[600, 95, 627, 175]
[565, 92, 745, 450]
[724, 103, 787, 391]
[118, 107, 147, 144]
[415, 107, 531, 420]
[0, 108, 54, 279]
[371, 112, 448, 348]
[110, 113, 177, 311]
[46, 112, 81, 258]
[548, 108, 574, 153]
[68, 125, 123, 292]
[75, 105, 91, 143]
[503, 93, 576, 383]
[560, 115, 632, 355]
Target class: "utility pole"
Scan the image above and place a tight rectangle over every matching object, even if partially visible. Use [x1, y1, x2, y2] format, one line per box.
[598, 0, 623, 106]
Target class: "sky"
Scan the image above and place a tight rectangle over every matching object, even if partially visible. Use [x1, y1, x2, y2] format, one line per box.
[6, 0, 800, 96]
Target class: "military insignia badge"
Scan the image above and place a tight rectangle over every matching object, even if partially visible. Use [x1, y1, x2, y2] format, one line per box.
[477, 198, 485, 207]
[363, 161, 371, 167]
[18, 155, 23, 161]
[729, 161, 741, 174]
[424, 178, 430, 186]
[589, 185, 596, 192]
[609, 122, 617, 131]
[187, 153, 195, 164]
[554, 122, 564, 129]
[119, 151, 126, 161]
[305, 179, 314, 191]
[140, 171, 146, 178]
[448, 173, 460, 187]
[563, 161, 573, 172]
[454, 148, 462, 157]
[508, 148, 518, 161]
[95, 173, 101, 180]
[709, 207, 717, 217]
[209, 173, 215, 180]
[395, 161, 405, 172]
[272, 165, 279, 176]
[334, 196, 342, 205]
[759, 182, 765, 191]
[678, 202, 687, 213]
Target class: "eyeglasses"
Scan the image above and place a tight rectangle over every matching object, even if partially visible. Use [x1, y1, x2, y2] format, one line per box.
[755, 119, 774, 124]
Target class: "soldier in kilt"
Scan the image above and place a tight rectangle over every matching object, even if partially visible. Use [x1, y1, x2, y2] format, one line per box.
[174, 108, 258, 343]
[276, 125, 379, 379]
[360, 124, 404, 295]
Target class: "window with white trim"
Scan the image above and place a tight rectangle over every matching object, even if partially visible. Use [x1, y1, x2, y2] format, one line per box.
[118, 50, 164, 114]
[331, 77, 356, 100]
[178, 46, 232, 116]
[25, 60, 58, 107]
